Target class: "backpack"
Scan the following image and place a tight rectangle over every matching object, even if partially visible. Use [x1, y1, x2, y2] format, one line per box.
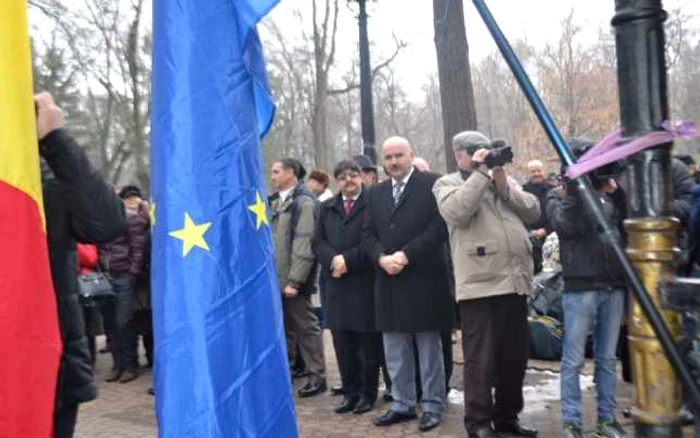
[529, 268, 564, 321]
[287, 189, 319, 294]
[528, 316, 563, 360]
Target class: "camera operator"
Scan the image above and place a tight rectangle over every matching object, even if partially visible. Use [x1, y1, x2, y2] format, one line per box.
[546, 138, 628, 438]
[433, 131, 539, 438]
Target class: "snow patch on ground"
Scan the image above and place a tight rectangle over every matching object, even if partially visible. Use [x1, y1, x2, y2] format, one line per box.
[447, 370, 595, 414]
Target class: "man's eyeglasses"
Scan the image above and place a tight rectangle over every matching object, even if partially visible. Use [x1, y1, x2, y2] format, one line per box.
[337, 172, 361, 181]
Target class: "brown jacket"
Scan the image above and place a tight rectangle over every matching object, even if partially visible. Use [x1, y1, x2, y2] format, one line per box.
[433, 170, 540, 302]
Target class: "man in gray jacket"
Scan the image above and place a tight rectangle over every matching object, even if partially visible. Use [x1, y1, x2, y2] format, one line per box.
[433, 131, 540, 438]
[270, 158, 326, 397]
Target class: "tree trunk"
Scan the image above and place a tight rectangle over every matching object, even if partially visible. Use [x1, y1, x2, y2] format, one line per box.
[313, 73, 329, 170]
[433, 0, 478, 173]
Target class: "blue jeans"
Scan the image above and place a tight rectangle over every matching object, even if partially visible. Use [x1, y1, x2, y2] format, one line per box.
[560, 288, 625, 426]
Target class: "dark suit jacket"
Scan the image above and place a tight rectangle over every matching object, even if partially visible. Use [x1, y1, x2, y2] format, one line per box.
[312, 189, 376, 331]
[363, 169, 454, 332]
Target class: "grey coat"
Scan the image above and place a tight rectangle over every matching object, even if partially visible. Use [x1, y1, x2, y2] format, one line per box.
[271, 184, 318, 294]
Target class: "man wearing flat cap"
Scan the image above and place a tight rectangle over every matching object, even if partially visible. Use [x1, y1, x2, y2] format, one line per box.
[433, 131, 540, 438]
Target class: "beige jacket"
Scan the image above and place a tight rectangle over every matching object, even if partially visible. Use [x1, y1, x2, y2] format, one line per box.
[433, 170, 540, 302]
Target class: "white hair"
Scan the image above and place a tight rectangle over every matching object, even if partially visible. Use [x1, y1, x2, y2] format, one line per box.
[527, 160, 544, 170]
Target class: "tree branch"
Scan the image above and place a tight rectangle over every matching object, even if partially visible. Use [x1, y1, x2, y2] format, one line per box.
[327, 34, 407, 95]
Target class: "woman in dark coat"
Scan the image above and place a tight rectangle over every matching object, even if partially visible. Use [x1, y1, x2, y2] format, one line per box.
[312, 160, 380, 415]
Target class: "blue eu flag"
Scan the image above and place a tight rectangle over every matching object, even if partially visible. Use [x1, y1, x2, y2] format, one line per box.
[150, 0, 298, 437]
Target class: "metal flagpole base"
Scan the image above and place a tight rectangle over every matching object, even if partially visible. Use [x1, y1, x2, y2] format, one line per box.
[626, 218, 684, 435]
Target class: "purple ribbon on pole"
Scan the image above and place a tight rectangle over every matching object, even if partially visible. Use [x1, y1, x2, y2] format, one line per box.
[565, 121, 697, 180]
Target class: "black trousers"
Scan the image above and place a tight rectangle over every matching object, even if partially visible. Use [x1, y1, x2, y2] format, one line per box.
[331, 330, 381, 401]
[54, 404, 79, 438]
[134, 310, 154, 367]
[460, 294, 529, 433]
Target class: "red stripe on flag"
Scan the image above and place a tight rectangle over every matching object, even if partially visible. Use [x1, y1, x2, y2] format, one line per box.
[0, 180, 62, 437]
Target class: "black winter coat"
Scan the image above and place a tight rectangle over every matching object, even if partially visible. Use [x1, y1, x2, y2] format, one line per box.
[546, 186, 626, 291]
[313, 190, 376, 331]
[41, 129, 126, 409]
[522, 181, 551, 232]
[363, 169, 453, 332]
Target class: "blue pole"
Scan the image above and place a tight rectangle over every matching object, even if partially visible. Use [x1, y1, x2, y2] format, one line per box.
[470, 0, 700, 416]
[471, 0, 576, 167]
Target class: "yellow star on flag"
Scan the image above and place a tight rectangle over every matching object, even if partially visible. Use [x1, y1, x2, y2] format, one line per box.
[248, 192, 269, 230]
[169, 213, 212, 257]
[149, 202, 156, 227]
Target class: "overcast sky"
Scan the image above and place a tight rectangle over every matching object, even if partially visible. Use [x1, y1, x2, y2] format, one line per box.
[39, 0, 700, 100]
[263, 0, 700, 98]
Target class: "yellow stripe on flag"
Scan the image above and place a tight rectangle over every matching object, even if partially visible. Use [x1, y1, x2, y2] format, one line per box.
[0, 0, 45, 223]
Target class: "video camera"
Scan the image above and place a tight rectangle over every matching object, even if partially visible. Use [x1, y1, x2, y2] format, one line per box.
[485, 138, 514, 169]
[464, 138, 514, 169]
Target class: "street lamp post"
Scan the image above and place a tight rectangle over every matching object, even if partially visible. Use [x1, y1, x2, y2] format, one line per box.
[353, 0, 377, 164]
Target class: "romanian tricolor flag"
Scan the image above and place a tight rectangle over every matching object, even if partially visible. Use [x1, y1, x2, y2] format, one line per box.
[0, 1, 63, 436]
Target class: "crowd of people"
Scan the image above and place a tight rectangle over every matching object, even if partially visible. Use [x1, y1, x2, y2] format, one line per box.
[36, 90, 700, 438]
[268, 130, 700, 438]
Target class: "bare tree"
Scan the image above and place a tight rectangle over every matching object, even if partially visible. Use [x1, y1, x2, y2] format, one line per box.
[262, 5, 406, 171]
[30, 0, 151, 190]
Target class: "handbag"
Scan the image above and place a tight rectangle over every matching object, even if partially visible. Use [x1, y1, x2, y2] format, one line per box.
[78, 268, 115, 303]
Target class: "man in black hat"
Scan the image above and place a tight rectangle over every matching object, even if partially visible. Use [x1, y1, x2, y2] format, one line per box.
[354, 155, 379, 187]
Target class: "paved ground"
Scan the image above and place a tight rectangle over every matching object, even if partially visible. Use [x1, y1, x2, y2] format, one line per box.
[75, 332, 692, 437]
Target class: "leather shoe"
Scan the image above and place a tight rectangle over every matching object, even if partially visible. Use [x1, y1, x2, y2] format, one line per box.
[469, 426, 501, 438]
[335, 397, 359, 414]
[373, 410, 417, 427]
[353, 397, 374, 415]
[331, 385, 345, 396]
[291, 368, 310, 379]
[119, 369, 139, 383]
[382, 391, 393, 402]
[298, 379, 327, 398]
[494, 419, 537, 437]
[105, 368, 123, 382]
[419, 412, 441, 432]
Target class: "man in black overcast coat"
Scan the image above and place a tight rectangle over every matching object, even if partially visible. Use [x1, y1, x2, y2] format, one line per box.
[313, 159, 380, 416]
[364, 136, 453, 433]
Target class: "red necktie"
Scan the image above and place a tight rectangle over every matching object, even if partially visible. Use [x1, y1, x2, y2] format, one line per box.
[344, 199, 354, 215]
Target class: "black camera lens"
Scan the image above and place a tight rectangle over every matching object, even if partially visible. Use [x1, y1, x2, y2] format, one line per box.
[485, 146, 514, 169]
